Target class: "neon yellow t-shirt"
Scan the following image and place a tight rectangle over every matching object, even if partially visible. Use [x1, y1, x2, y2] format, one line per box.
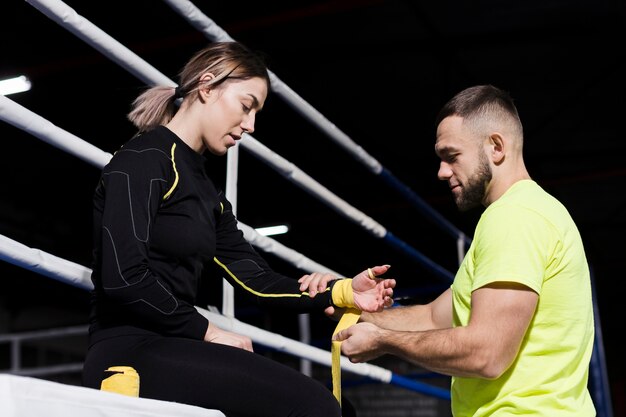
[451, 180, 595, 416]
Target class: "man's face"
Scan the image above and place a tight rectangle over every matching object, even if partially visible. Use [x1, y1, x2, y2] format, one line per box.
[435, 116, 492, 211]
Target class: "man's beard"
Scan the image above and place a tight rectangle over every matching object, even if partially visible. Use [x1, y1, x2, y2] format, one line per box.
[455, 152, 492, 212]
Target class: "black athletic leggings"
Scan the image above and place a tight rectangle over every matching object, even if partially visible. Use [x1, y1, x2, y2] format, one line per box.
[82, 330, 343, 417]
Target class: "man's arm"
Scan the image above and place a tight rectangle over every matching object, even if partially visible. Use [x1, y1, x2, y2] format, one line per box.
[360, 288, 453, 331]
[335, 282, 538, 379]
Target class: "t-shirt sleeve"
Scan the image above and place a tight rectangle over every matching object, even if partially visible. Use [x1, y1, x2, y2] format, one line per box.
[472, 204, 555, 294]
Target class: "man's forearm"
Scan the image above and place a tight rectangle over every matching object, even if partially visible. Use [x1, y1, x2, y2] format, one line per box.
[360, 304, 434, 331]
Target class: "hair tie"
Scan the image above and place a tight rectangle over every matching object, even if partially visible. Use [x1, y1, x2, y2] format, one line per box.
[174, 86, 184, 99]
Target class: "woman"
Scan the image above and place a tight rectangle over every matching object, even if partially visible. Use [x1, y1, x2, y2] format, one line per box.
[82, 41, 395, 417]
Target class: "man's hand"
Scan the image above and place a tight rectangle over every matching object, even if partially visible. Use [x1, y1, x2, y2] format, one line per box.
[333, 322, 387, 363]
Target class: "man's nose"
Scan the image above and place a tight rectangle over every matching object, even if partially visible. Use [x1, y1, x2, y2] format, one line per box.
[438, 162, 452, 180]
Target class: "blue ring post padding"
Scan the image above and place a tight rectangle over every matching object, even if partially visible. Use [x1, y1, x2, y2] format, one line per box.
[589, 267, 614, 417]
[383, 231, 455, 282]
[390, 373, 451, 400]
[379, 167, 472, 246]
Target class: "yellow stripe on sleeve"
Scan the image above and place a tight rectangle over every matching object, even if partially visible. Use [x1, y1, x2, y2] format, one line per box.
[163, 143, 179, 200]
[213, 257, 330, 299]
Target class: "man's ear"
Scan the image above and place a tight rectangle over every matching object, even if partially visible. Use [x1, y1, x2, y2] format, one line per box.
[488, 133, 505, 165]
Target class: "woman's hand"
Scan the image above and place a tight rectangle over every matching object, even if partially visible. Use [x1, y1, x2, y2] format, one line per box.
[298, 266, 395, 317]
[298, 272, 338, 297]
[352, 265, 395, 312]
[204, 322, 254, 352]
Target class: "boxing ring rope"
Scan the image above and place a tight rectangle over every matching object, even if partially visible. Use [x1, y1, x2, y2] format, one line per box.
[8, 0, 457, 404]
[156, 0, 461, 380]
[2, 0, 449, 398]
[0, 231, 450, 400]
[23, 0, 457, 380]
[0, 94, 338, 278]
[3, 1, 612, 414]
[23, 0, 455, 283]
[20, 5, 456, 383]
[160, 0, 472, 249]
[0, 92, 450, 402]
[153, 6, 611, 413]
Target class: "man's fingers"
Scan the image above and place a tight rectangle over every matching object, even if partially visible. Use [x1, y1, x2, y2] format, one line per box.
[333, 329, 347, 342]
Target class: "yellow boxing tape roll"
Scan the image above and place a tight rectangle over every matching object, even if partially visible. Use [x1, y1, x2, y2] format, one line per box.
[100, 366, 140, 397]
[331, 308, 361, 409]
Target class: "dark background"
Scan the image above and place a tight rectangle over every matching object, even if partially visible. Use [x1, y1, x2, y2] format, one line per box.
[1, 0, 624, 415]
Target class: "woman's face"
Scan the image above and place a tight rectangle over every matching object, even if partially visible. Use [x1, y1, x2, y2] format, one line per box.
[200, 76, 268, 156]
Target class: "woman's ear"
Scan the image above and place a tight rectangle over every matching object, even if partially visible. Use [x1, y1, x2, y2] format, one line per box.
[197, 72, 216, 102]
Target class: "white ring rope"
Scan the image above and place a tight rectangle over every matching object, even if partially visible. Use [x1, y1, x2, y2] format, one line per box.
[22, 1, 462, 281]
[25, 0, 388, 239]
[24, 0, 459, 285]
[0, 232, 391, 384]
[0, 94, 340, 276]
[241, 136, 387, 238]
[5, 0, 455, 401]
[0, 87, 397, 392]
[161, 0, 469, 252]
[237, 223, 340, 276]
[24, 0, 176, 88]
[0, 234, 92, 291]
[160, 0, 383, 174]
[0, 95, 111, 169]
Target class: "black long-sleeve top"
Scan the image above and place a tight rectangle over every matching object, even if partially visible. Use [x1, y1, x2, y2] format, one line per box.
[89, 126, 334, 340]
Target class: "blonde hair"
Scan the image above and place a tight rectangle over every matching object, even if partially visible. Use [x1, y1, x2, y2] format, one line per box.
[128, 42, 270, 132]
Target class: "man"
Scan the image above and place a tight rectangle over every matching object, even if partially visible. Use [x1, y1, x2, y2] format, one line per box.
[334, 85, 596, 416]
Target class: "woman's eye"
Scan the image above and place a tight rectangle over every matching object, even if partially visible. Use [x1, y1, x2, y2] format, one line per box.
[242, 104, 251, 113]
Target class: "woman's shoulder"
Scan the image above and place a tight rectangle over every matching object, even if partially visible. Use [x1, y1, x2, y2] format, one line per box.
[121, 126, 174, 152]
[105, 127, 175, 172]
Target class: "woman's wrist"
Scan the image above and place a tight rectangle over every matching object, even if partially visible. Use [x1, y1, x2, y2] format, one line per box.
[331, 278, 354, 308]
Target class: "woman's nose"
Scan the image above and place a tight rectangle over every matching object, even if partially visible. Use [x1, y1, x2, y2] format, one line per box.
[241, 114, 256, 134]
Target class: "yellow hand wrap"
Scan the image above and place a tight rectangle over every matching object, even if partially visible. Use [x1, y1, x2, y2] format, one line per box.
[331, 278, 355, 308]
[331, 308, 360, 408]
[100, 366, 140, 397]
[330, 278, 360, 410]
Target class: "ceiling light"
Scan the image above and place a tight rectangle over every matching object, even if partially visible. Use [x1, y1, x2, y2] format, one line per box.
[255, 225, 289, 236]
[0, 75, 32, 95]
